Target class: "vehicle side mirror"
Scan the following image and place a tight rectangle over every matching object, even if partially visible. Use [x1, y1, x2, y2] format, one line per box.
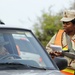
[53, 57, 68, 70]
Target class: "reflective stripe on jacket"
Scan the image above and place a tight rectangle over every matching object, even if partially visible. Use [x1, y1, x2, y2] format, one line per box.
[61, 68, 74, 75]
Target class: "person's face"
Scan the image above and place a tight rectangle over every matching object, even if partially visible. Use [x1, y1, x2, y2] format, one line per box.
[62, 21, 75, 33]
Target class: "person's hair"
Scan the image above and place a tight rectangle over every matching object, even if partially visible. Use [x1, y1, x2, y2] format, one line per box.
[70, 19, 75, 25]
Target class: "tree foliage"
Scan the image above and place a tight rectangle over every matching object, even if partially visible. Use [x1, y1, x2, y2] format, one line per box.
[33, 12, 62, 47]
[33, 1, 75, 47]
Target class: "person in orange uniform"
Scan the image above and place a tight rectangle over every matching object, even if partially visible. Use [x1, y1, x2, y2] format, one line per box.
[46, 10, 75, 75]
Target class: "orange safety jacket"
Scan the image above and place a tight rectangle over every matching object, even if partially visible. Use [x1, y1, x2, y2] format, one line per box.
[54, 29, 68, 50]
[54, 29, 75, 75]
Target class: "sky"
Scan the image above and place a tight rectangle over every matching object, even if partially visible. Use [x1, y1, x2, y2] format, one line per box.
[0, 0, 74, 31]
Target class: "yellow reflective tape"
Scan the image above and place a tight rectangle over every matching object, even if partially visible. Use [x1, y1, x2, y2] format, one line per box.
[62, 48, 68, 51]
[62, 68, 74, 74]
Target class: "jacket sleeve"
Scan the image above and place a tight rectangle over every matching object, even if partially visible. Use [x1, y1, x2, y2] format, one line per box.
[46, 34, 57, 53]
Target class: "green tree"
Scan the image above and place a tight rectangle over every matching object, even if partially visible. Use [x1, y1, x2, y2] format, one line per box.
[33, 12, 62, 47]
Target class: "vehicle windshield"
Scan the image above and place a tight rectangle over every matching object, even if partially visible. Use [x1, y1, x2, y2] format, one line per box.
[0, 28, 57, 70]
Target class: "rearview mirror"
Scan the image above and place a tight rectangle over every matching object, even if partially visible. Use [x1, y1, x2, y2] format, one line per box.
[53, 57, 68, 70]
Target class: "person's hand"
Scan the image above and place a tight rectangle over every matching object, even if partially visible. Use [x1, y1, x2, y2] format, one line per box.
[50, 51, 62, 56]
[49, 51, 62, 59]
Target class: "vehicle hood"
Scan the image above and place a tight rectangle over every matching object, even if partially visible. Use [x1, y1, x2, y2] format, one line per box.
[0, 70, 64, 75]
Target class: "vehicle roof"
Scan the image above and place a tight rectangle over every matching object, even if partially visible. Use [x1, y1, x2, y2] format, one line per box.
[0, 24, 30, 31]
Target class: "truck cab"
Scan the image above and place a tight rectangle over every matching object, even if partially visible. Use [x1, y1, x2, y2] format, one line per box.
[0, 24, 67, 75]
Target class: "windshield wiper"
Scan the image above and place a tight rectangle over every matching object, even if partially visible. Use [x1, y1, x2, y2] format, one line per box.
[28, 65, 47, 70]
[0, 62, 31, 70]
[0, 62, 48, 70]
